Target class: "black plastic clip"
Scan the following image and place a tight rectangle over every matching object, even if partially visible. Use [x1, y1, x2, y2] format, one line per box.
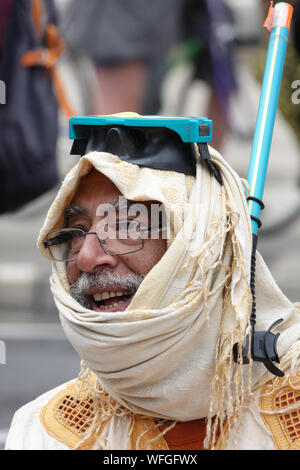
[233, 318, 284, 377]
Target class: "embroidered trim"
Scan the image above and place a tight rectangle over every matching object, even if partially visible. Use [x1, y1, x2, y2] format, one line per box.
[40, 376, 169, 450]
[260, 371, 300, 450]
[56, 393, 94, 436]
[40, 380, 103, 450]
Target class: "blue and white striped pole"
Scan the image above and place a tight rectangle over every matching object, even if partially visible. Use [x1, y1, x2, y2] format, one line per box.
[247, 2, 293, 235]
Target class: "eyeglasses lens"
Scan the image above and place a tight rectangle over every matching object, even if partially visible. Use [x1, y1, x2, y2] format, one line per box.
[46, 223, 144, 261]
[96, 220, 143, 254]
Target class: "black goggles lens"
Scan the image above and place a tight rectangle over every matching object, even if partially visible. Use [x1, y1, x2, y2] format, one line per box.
[70, 125, 197, 176]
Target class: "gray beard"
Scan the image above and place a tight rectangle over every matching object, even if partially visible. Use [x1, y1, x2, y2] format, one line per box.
[69, 269, 145, 309]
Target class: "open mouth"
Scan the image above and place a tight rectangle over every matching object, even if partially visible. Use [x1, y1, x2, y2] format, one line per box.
[90, 290, 134, 312]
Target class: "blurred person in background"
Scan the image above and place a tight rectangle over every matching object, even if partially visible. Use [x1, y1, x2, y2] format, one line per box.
[61, 0, 237, 151]
[62, 0, 183, 116]
[173, 0, 238, 150]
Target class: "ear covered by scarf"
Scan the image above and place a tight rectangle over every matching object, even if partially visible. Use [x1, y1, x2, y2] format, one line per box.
[37, 146, 300, 445]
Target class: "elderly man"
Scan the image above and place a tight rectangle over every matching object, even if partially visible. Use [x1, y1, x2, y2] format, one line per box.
[5, 114, 300, 450]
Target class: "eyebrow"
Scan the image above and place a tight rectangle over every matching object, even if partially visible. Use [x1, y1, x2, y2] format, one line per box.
[63, 198, 158, 226]
[63, 205, 89, 226]
[63, 199, 125, 226]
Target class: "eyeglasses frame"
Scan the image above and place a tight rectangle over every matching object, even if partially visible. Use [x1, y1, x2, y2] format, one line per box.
[44, 223, 165, 262]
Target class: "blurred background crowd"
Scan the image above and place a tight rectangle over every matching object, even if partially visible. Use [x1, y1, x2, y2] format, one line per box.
[0, 0, 299, 449]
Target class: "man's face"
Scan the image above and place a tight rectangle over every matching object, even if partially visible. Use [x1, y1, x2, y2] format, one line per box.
[65, 169, 167, 312]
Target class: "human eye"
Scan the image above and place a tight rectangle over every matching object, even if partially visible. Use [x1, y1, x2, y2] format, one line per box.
[46, 231, 73, 247]
[67, 215, 90, 231]
[117, 219, 134, 229]
[66, 211, 90, 230]
[65, 229, 85, 256]
[44, 228, 85, 261]
[69, 224, 88, 232]
[116, 220, 142, 241]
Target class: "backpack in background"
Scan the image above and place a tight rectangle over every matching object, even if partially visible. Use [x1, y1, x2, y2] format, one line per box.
[0, 0, 69, 214]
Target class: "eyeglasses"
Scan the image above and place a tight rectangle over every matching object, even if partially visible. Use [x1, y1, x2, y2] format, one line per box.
[43, 220, 164, 262]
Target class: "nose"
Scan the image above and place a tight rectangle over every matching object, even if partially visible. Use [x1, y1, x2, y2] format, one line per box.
[76, 232, 118, 273]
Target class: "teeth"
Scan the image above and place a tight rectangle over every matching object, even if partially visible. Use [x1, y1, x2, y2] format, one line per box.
[93, 291, 130, 301]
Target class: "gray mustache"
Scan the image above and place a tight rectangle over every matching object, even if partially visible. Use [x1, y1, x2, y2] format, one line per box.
[70, 270, 145, 308]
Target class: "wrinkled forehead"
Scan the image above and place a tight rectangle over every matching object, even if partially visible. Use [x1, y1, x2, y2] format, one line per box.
[69, 169, 122, 217]
[73, 169, 121, 201]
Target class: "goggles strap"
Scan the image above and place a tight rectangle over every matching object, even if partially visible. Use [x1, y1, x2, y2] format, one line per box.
[197, 143, 223, 185]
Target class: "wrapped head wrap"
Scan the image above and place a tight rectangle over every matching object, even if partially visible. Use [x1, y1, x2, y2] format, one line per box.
[37, 145, 300, 449]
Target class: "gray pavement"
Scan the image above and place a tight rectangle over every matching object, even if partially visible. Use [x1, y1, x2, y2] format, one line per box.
[0, 48, 299, 448]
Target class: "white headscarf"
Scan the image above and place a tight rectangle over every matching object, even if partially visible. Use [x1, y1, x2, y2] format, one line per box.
[37, 146, 300, 448]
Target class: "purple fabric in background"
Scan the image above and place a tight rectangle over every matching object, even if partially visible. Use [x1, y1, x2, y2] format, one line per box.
[204, 0, 237, 121]
[0, 0, 15, 56]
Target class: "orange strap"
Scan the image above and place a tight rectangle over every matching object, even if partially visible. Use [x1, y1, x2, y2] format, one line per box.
[20, 24, 65, 69]
[48, 67, 76, 120]
[21, 2, 76, 119]
[31, 0, 42, 38]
